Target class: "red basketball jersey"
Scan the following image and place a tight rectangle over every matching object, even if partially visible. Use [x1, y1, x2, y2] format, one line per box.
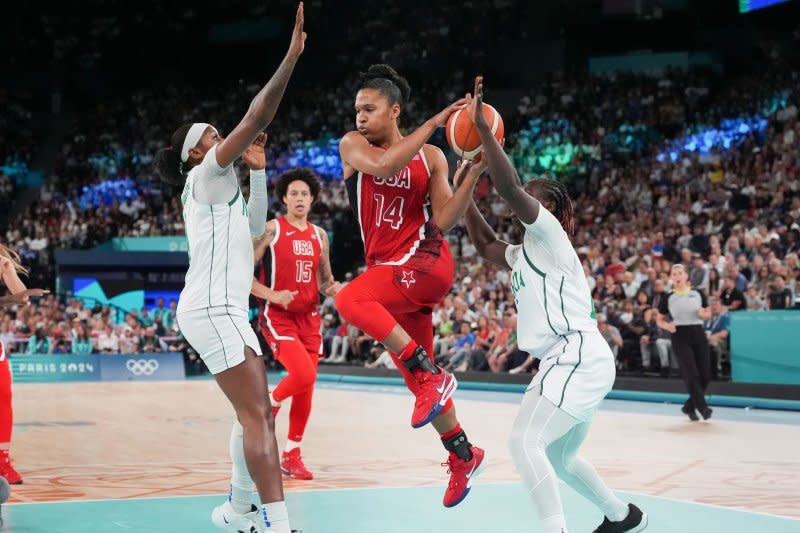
[346, 148, 445, 269]
[258, 216, 321, 316]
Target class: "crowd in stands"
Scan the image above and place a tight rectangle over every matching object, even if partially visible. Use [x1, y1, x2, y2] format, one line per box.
[2, 10, 799, 378]
[0, 294, 210, 372]
[0, 89, 38, 217]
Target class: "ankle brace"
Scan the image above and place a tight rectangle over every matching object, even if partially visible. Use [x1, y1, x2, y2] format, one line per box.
[443, 429, 473, 461]
[402, 346, 440, 374]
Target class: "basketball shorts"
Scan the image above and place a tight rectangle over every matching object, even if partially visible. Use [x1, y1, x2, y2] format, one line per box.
[527, 330, 616, 421]
[261, 308, 323, 358]
[177, 306, 262, 375]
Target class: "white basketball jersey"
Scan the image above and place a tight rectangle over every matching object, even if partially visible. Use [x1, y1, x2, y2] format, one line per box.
[177, 146, 253, 314]
[505, 205, 598, 358]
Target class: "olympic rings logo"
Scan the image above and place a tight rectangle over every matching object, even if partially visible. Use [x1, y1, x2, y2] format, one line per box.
[125, 359, 160, 376]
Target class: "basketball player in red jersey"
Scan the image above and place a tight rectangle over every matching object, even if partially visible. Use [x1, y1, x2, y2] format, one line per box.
[252, 169, 341, 481]
[336, 64, 487, 507]
[0, 244, 49, 484]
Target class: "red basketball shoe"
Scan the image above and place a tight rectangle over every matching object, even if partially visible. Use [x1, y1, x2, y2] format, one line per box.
[0, 452, 22, 485]
[411, 368, 458, 428]
[442, 445, 485, 508]
[280, 448, 313, 480]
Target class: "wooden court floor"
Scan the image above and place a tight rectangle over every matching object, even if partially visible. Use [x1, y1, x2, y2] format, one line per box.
[7, 380, 800, 519]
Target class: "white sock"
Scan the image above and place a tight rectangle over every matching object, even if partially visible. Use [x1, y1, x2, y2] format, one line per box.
[228, 420, 254, 513]
[541, 515, 568, 533]
[604, 499, 629, 522]
[262, 501, 291, 533]
[228, 484, 252, 514]
[285, 439, 301, 453]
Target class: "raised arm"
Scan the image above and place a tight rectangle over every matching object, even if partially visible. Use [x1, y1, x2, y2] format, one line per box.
[428, 146, 483, 232]
[456, 161, 512, 268]
[467, 76, 541, 225]
[214, 3, 306, 168]
[339, 98, 466, 179]
[242, 133, 268, 237]
[315, 227, 342, 297]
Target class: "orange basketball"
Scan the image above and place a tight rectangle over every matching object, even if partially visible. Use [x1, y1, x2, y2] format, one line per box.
[446, 103, 504, 160]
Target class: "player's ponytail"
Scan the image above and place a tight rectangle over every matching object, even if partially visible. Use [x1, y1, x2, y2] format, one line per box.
[0, 243, 28, 275]
[358, 64, 411, 108]
[154, 123, 195, 186]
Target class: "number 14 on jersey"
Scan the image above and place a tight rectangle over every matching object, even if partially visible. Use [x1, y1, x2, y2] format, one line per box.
[373, 193, 405, 230]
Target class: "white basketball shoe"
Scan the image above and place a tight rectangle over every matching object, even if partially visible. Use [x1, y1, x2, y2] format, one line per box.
[212, 500, 302, 533]
[212, 501, 264, 533]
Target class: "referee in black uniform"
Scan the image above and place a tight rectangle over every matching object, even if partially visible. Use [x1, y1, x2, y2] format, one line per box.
[656, 264, 713, 421]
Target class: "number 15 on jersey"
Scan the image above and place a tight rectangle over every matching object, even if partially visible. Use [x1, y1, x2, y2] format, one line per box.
[295, 260, 313, 283]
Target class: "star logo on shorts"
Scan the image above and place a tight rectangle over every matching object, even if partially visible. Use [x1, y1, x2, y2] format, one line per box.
[401, 270, 416, 288]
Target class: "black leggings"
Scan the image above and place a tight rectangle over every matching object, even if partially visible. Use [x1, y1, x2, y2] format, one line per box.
[671, 325, 711, 412]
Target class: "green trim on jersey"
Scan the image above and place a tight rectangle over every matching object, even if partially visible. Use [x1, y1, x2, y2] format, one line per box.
[209, 206, 215, 308]
[555, 334, 569, 364]
[558, 331, 583, 408]
[228, 188, 240, 207]
[225, 207, 231, 306]
[181, 181, 191, 206]
[521, 243, 546, 277]
[539, 364, 556, 396]
[522, 244, 558, 336]
[559, 275, 571, 331]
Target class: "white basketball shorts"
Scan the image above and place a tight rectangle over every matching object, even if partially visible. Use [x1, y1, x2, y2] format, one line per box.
[177, 306, 262, 375]
[527, 330, 616, 421]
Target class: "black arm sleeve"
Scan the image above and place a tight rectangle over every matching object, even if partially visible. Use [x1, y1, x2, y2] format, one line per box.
[699, 290, 708, 308]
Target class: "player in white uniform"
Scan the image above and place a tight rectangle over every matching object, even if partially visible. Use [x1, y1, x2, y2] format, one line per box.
[152, 5, 306, 533]
[460, 77, 647, 533]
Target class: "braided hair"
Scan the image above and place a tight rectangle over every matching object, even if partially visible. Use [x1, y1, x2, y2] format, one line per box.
[524, 178, 576, 236]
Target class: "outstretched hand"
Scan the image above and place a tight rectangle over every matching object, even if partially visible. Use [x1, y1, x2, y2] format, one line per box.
[465, 75, 489, 131]
[287, 2, 307, 60]
[431, 97, 468, 128]
[0, 288, 49, 306]
[453, 159, 488, 189]
[243, 132, 268, 170]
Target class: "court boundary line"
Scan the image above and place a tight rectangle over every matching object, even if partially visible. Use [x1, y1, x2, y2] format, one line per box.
[7, 481, 800, 521]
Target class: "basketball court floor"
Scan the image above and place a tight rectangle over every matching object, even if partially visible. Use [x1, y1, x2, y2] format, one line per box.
[3, 378, 800, 532]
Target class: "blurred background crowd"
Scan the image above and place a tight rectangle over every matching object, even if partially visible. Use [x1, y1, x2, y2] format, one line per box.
[2, 0, 799, 380]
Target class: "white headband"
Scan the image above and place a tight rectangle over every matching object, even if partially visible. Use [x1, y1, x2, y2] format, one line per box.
[180, 123, 214, 162]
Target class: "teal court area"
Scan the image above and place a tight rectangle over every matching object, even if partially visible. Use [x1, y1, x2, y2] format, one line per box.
[5, 379, 800, 533]
[4, 482, 799, 533]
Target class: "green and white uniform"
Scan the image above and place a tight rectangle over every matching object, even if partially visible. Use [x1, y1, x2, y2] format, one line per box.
[176, 145, 262, 375]
[505, 205, 615, 421]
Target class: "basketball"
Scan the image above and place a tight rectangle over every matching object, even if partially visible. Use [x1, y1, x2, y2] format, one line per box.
[446, 104, 505, 160]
